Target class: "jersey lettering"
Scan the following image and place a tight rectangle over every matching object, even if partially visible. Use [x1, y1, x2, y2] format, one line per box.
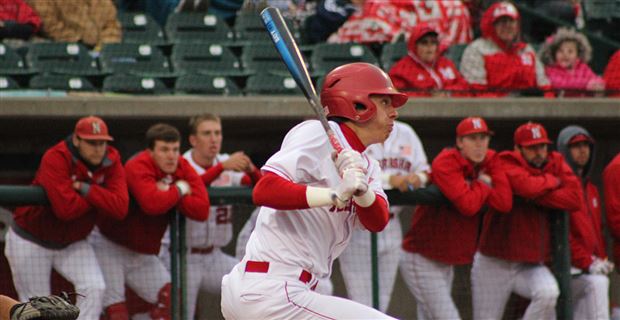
[215, 207, 231, 224]
[531, 127, 542, 139]
[380, 158, 412, 172]
[329, 201, 354, 213]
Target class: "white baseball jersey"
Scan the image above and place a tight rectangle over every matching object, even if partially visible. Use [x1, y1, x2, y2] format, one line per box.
[339, 121, 430, 311]
[183, 150, 247, 248]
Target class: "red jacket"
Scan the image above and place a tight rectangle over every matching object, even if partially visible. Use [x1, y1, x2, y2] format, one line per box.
[14, 138, 128, 246]
[604, 50, 620, 97]
[604, 153, 620, 265]
[570, 179, 606, 270]
[402, 149, 512, 265]
[0, 0, 41, 32]
[479, 150, 582, 263]
[97, 150, 210, 254]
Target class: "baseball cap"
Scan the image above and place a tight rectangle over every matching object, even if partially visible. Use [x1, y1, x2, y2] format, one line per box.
[492, 2, 519, 21]
[514, 122, 552, 147]
[74, 116, 114, 141]
[568, 133, 594, 145]
[456, 117, 494, 137]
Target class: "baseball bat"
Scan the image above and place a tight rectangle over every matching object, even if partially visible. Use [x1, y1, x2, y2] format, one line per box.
[260, 7, 344, 153]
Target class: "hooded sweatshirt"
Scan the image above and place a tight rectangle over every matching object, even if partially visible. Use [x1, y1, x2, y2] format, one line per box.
[389, 24, 470, 97]
[539, 28, 604, 97]
[459, 2, 551, 97]
[557, 126, 606, 270]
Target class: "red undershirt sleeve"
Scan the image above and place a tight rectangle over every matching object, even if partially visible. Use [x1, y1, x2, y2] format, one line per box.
[201, 163, 224, 186]
[252, 172, 309, 210]
[241, 166, 263, 186]
[354, 195, 389, 232]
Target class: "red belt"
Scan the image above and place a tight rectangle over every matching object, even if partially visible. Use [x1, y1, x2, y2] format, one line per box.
[245, 261, 317, 290]
[190, 246, 214, 254]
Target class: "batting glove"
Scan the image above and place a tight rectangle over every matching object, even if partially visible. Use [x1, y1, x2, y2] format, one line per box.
[589, 258, 607, 275]
[334, 150, 366, 176]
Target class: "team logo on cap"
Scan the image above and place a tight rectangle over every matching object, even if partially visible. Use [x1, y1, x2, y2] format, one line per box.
[472, 118, 482, 129]
[531, 127, 542, 139]
[92, 121, 101, 134]
[494, 3, 517, 17]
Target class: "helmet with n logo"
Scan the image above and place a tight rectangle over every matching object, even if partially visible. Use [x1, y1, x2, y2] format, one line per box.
[320, 63, 407, 123]
[514, 122, 552, 146]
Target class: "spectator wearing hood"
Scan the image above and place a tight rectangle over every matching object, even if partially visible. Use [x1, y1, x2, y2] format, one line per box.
[459, 1, 551, 97]
[389, 24, 470, 97]
[603, 49, 620, 97]
[557, 125, 611, 320]
[539, 28, 605, 97]
[0, 0, 40, 40]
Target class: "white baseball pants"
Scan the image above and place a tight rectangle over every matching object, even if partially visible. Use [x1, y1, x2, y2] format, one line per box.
[5, 228, 105, 320]
[471, 252, 559, 320]
[571, 273, 609, 320]
[400, 251, 461, 320]
[221, 261, 396, 320]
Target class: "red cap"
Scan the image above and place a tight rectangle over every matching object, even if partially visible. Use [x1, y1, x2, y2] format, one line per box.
[568, 133, 594, 145]
[491, 2, 519, 21]
[514, 122, 551, 147]
[74, 116, 113, 141]
[456, 117, 493, 137]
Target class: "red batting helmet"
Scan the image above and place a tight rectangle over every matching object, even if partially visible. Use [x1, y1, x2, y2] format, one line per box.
[320, 63, 408, 123]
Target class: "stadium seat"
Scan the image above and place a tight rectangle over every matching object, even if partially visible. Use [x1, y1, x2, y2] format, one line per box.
[381, 41, 407, 71]
[234, 12, 301, 45]
[175, 74, 241, 95]
[244, 73, 301, 95]
[29, 75, 96, 91]
[0, 76, 20, 90]
[0, 44, 36, 76]
[99, 43, 173, 77]
[444, 44, 467, 70]
[26, 43, 101, 76]
[241, 43, 306, 76]
[118, 13, 167, 45]
[165, 13, 234, 44]
[171, 43, 243, 76]
[311, 43, 379, 76]
[102, 74, 169, 94]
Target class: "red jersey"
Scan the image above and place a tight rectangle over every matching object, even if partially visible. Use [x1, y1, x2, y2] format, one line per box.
[479, 150, 581, 263]
[604, 153, 620, 265]
[97, 150, 210, 254]
[402, 149, 511, 265]
[14, 138, 128, 246]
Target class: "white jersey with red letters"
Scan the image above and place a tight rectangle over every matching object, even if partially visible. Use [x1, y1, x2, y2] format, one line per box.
[339, 120, 429, 311]
[221, 120, 393, 320]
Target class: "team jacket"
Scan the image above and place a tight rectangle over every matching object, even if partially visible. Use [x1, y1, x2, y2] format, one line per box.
[459, 2, 550, 97]
[604, 50, 620, 97]
[402, 149, 511, 265]
[479, 150, 582, 263]
[14, 138, 128, 246]
[97, 150, 210, 254]
[604, 153, 620, 265]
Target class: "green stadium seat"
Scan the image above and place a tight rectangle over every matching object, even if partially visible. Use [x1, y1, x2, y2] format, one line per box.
[234, 12, 301, 45]
[100, 43, 173, 77]
[165, 13, 234, 44]
[0, 44, 36, 76]
[381, 41, 407, 71]
[102, 74, 169, 94]
[26, 43, 101, 76]
[241, 43, 306, 76]
[444, 44, 467, 70]
[244, 73, 301, 95]
[311, 43, 379, 76]
[29, 75, 96, 91]
[0, 76, 20, 90]
[118, 13, 167, 45]
[175, 74, 241, 95]
[171, 43, 243, 76]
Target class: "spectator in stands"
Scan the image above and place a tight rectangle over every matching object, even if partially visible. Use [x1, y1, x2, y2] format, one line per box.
[0, 0, 40, 40]
[473, 122, 582, 319]
[115, 0, 179, 27]
[604, 152, 620, 276]
[5, 116, 128, 320]
[401, 117, 511, 319]
[539, 27, 605, 97]
[557, 125, 611, 320]
[604, 49, 620, 97]
[389, 24, 470, 97]
[208, 0, 243, 25]
[460, 1, 551, 97]
[27, 0, 121, 50]
[303, 0, 363, 44]
[92, 123, 209, 320]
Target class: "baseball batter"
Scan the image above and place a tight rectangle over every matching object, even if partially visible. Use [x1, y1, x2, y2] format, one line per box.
[220, 62, 408, 319]
[473, 122, 582, 320]
[338, 120, 430, 312]
[5, 116, 128, 320]
[401, 117, 512, 320]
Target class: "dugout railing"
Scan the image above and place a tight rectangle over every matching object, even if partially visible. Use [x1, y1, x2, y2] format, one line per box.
[0, 184, 572, 319]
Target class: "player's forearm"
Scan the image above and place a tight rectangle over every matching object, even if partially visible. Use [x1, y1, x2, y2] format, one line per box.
[201, 163, 224, 186]
[252, 173, 309, 209]
[355, 195, 389, 232]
